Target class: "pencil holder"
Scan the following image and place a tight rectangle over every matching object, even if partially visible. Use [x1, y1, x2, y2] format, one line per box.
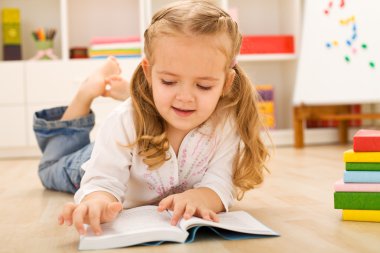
[31, 40, 58, 60]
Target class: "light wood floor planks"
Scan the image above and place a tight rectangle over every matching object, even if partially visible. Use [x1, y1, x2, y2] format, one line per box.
[0, 145, 379, 253]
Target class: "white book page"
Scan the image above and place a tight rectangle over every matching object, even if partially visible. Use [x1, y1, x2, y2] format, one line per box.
[79, 206, 188, 250]
[179, 211, 276, 235]
[85, 205, 182, 236]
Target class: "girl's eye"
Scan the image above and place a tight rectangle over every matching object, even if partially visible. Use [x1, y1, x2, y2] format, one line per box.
[197, 84, 212, 90]
[161, 79, 175, 85]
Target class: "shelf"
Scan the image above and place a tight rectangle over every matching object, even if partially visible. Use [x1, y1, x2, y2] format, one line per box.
[0, 0, 62, 60]
[237, 54, 297, 62]
[66, 0, 141, 61]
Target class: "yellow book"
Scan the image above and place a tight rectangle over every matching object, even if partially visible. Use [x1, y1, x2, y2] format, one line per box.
[343, 149, 380, 162]
[262, 114, 275, 128]
[342, 210, 380, 222]
[258, 101, 274, 114]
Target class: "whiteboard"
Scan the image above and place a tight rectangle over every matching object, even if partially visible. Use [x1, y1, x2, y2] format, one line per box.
[293, 0, 380, 105]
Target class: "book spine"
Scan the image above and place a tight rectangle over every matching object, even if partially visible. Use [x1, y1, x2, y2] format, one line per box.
[346, 162, 380, 171]
[90, 36, 140, 45]
[353, 137, 380, 152]
[342, 210, 380, 222]
[344, 171, 380, 183]
[344, 150, 380, 163]
[91, 42, 142, 50]
[334, 180, 380, 192]
[334, 192, 380, 210]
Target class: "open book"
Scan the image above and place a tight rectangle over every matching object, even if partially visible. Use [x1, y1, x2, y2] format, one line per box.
[79, 205, 279, 250]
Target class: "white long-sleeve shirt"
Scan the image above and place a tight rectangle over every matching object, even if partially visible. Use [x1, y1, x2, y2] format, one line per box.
[74, 98, 240, 211]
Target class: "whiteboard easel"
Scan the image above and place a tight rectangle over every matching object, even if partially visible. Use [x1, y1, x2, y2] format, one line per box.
[292, 0, 380, 147]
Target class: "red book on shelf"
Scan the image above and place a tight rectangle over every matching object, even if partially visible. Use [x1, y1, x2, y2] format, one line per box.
[240, 35, 294, 54]
[353, 129, 380, 152]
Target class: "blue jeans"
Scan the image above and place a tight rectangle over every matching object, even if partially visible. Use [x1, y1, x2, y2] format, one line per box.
[33, 106, 95, 193]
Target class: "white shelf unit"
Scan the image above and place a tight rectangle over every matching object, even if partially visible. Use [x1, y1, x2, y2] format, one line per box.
[0, 0, 301, 156]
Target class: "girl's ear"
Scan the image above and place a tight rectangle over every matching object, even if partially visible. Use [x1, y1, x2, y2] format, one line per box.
[223, 69, 236, 95]
[141, 58, 152, 84]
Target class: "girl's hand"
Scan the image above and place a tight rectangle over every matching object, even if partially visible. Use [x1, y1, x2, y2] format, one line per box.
[58, 193, 122, 235]
[157, 188, 223, 225]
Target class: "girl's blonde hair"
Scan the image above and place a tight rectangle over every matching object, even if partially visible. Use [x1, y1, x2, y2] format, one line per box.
[129, 0, 269, 199]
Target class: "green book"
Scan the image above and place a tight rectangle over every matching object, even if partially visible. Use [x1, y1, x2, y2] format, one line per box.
[346, 162, 380, 171]
[334, 192, 380, 210]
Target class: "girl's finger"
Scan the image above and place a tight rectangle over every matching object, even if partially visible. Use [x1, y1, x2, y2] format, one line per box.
[88, 206, 102, 235]
[199, 208, 218, 222]
[104, 202, 123, 222]
[157, 195, 174, 212]
[171, 202, 186, 226]
[209, 210, 219, 222]
[72, 204, 88, 235]
[60, 202, 76, 226]
[183, 204, 196, 220]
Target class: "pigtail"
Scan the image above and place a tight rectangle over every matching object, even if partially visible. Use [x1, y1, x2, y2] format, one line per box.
[229, 65, 270, 199]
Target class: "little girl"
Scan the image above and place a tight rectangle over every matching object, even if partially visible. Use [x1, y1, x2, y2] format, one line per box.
[35, 0, 269, 236]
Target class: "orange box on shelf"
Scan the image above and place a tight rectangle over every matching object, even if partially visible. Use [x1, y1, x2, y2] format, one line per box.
[240, 35, 294, 54]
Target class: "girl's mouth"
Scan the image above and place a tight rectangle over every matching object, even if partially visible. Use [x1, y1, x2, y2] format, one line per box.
[172, 106, 195, 117]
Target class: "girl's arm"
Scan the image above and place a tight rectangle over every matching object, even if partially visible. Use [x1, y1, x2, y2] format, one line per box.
[60, 100, 136, 235]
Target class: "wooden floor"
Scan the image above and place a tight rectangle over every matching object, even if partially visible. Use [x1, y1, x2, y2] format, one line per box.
[1, 145, 379, 253]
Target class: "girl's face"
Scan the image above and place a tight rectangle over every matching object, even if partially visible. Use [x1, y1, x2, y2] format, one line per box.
[143, 34, 234, 137]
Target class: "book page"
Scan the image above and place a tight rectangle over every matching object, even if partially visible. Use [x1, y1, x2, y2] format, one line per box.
[179, 211, 277, 235]
[79, 206, 189, 250]
[79, 208, 278, 249]
[86, 205, 181, 236]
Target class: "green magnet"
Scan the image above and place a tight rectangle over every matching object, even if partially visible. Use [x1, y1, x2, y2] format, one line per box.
[369, 61, 375, 68]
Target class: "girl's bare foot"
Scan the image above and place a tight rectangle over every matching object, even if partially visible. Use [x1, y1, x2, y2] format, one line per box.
[78, 57, 121, 102]
[103, 76, 130, 101]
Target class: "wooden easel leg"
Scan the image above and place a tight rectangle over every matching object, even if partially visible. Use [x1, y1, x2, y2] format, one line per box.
[338, 120, 348, 144]
[293, 107, 304, 148]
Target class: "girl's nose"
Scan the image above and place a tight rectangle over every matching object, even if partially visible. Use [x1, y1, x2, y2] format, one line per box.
[175, 85, 194, 102]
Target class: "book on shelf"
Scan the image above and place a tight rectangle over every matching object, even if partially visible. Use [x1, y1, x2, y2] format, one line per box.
[88, 36, 142, 59]
[346, 162, 380, 171]
[342, 209, 380, 222]
[334, 180, 380, 192]
[344, 171, 380, 183]
[255, 84, 275, 129]
[353, 129, 380, 152]
[343, 149, 380, 163]
[240, 35, 294, 54]
[334, 192, 380, 210]
[78, 205, 279, 250]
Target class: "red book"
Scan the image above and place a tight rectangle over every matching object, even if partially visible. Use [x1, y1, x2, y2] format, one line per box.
[353, 129, 380, 152]
[240, 35, 294, 54]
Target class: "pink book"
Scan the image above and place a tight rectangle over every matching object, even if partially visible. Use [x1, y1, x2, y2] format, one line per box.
[334, 179, 380, 192]
[90, 36, 140, 45]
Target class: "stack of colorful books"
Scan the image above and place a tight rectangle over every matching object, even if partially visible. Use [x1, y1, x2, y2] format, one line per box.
[88, 36, 141, 59]
[334, 129, 380, 222]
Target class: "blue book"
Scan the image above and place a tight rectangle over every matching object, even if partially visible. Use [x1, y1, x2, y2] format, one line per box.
[344, 171, 380, 183]
[78, 205, 279, 250]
